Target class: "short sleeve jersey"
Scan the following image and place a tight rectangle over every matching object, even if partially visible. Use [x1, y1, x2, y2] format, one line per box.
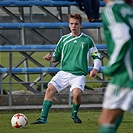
[53, 33, 101, 76]
[101, 1, 133, 88]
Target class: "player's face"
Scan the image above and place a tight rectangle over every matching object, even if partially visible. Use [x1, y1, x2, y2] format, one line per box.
[69, 18, 81, 36]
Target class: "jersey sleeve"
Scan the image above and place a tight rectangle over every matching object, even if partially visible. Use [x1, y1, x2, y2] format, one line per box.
[88, 39, 101, 70]
[52, 37, 63, 62]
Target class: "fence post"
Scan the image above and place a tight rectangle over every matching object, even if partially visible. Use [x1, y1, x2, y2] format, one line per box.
[0, 73, 3, 94]
[9, 51, 12, 109]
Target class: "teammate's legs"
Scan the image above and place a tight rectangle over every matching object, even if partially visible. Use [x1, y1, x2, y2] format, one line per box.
[98, 109, 124, 133]
[98, 83, 133, 132]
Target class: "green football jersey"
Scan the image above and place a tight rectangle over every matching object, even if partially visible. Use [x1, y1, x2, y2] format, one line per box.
[53, 32, 101, 76]
[101, 1, 133, 88]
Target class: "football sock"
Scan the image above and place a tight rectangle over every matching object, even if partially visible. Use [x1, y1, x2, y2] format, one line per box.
[72, 102, 80, 117]
[41, 100, 52, 118]
[115, 112, 124, 130]
[99, 124, 116, 133]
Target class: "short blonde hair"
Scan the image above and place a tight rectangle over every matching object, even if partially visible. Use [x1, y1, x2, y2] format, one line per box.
[68, 13, 82, 24]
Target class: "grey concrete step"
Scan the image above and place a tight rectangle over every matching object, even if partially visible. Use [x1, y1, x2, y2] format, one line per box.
[0, 104, 102, 111]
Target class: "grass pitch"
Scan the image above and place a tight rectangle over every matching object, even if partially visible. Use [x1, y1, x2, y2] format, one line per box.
[0, 110, 133, 133]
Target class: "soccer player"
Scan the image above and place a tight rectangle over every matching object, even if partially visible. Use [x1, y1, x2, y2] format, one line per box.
[98, 0, 133, 132]
[31, 13, 101, 124]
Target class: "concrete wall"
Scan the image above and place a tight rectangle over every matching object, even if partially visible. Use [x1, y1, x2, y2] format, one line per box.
[0, 88, 105, 106]
[0, 93, 103, 106]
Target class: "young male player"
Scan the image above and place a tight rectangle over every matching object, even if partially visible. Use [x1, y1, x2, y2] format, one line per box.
[98, 0, 133, 132]
[31, 13, 101, 124]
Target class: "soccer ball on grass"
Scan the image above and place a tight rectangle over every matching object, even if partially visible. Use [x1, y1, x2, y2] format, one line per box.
[11, 113, 28, 128]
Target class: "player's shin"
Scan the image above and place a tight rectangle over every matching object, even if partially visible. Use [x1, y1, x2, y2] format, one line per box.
[115, 112, 124, 130]
[99, 124, 116, 133]
[71, 102, 80, 117]
[41, 100, 52, 118]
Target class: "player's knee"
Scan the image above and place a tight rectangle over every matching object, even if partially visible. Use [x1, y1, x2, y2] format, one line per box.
[73, 93, 81, 104]
[44, 89, 55, 101]
[45, 86, 57, 99]
[46, 87, 56, 94]
[45, 88, 51, 94]
[73, 90, 81, 98]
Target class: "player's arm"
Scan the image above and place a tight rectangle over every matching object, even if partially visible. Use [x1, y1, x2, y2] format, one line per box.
[89, 46, 101, 77]
[43, 37, 63, 62]
[43, 54, 56, 63]
[103, 22, 132, 76]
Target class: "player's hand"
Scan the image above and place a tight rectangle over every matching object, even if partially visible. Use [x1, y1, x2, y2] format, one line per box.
[43, 53, 52, 61]
[89, 68, 98, 78]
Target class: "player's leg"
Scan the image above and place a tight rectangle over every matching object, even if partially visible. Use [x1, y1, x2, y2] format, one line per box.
[71, 88, 82, 123]
[41, 84, 57, 119]
[31, 84, 57, 124]
[70, 74, 85, 123]
[98, 109, 124, 133]
[98, 83, 132, 132]
[31, 71, 69, 124]
[115, 112, 124, 130]
[91, 0, 100, 20]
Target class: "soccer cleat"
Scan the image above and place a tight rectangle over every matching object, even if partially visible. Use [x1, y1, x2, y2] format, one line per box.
[31, 117, 48, 124]
[71, 116, 82, 124]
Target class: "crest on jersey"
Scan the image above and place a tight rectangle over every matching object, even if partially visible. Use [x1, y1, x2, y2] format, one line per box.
[81, 42, 85, 49]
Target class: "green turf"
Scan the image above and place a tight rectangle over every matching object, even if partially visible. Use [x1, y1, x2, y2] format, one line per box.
[0, 110, 132, 133]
